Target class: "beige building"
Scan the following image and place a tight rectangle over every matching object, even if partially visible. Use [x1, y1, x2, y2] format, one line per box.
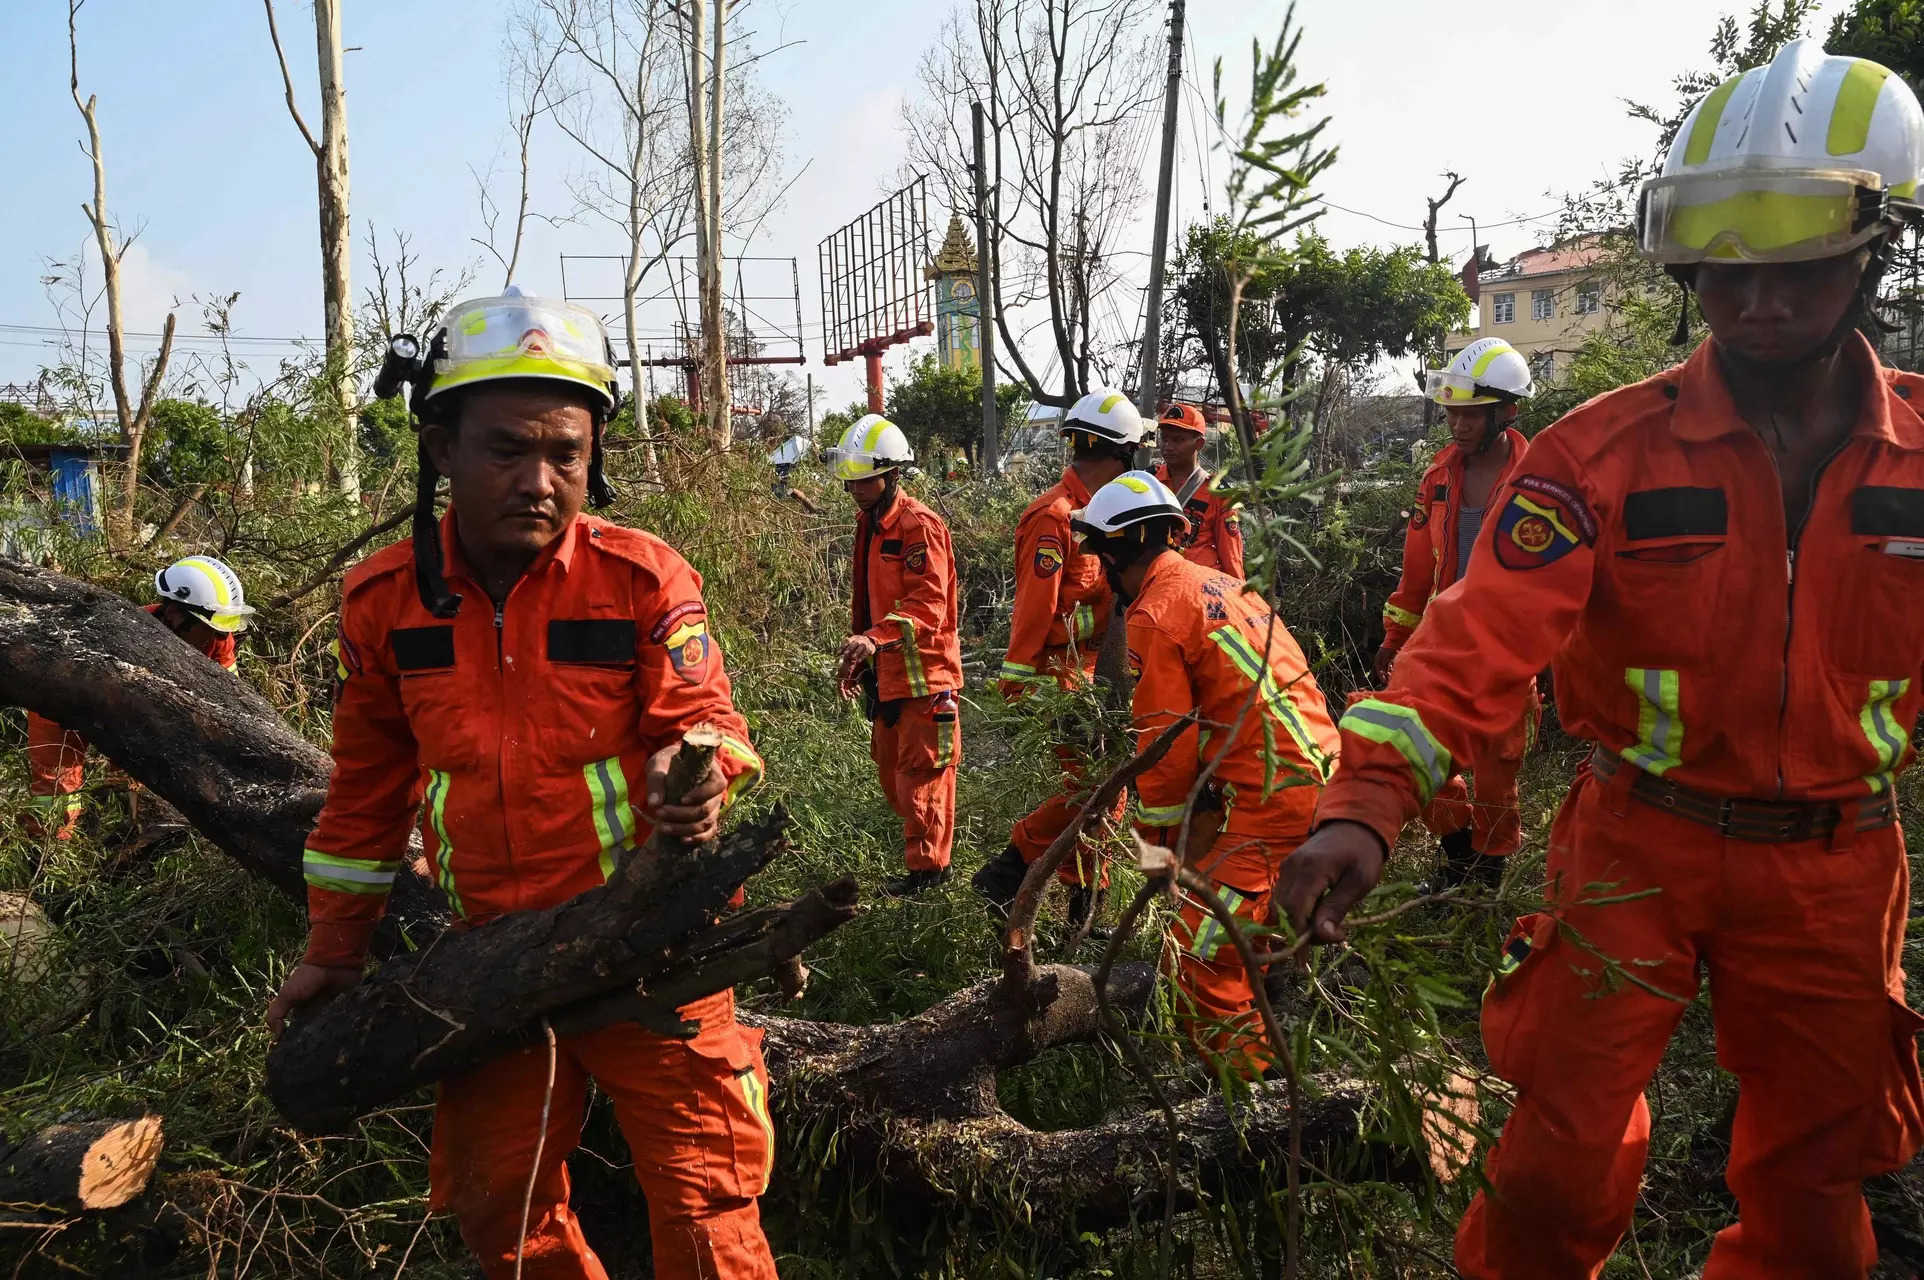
[1445, 236, 1611, 386]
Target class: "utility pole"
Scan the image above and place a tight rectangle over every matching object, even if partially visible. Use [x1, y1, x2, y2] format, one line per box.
[972, 101, 998, 475]
[806, 371, 815, 440]
[1134, 0, 1185, 421]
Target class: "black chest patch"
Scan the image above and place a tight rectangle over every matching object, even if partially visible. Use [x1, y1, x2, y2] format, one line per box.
[548, 619, 638, 666]
[390, 625, 456, 671]
[1623, 487, 1727, 539]
[1851, 486, 1924, 538]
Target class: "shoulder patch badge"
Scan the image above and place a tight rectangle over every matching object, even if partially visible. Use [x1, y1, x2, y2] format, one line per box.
[1493, 475, 1598, 571]
[650, 600, 706, 644]
[663, 614, 712, 682]
[1408, 505, 1428, 531]
[905, 542, 929, 574]
[1034, 535, 1064, 578]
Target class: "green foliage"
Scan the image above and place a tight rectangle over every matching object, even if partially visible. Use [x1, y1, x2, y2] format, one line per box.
[884, 354, 1028, 471]
[144, 399, 231, 489]
[1829, 0, 1924, 87]
[0, 402, 77, 449]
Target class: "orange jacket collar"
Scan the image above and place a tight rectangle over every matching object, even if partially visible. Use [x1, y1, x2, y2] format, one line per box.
[861, 489, 907, 535]
[1130, 549, 1182, 611]
[1673, 333, 1924, 451]
[440, 509, 585, 590]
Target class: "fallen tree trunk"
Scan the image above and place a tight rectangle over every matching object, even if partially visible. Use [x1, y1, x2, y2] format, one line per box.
[0, 559, 446, 941]
[0, 556, 1417, 1235]
[0, 1116, 164, 1216]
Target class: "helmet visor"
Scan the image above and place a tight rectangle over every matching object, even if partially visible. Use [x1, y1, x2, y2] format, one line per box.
[1425, 369, 1502, 407]
[430, 296, 616, 405]
[1639, 166, 1887, 265]
[828, 450, 899, 481]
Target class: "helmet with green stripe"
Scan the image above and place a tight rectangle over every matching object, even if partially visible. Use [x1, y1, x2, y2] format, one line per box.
[153, 555, 255, 633]
[1640, 40, 1923, 265]
[830, 414, 914, 480]
[1062, 388, 1147, 446]
[422, 288, 619, 412]
[1426, 338, 1534, 407]
[1071, 470, 1189, 536]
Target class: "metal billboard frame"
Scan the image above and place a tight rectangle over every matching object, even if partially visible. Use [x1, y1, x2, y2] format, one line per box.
[818, 175, 936, 410]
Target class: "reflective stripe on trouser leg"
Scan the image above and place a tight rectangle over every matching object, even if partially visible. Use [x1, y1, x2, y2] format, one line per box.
[1165, 885, 1272, 1079]
[583, 754, 635, 880]
[1340, 698, 1453, 803]
[1621, 667, 1683, 776]
[1857, 677, 1910, 796]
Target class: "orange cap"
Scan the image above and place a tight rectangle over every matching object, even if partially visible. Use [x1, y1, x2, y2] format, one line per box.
[1157, 402, 1208, 434]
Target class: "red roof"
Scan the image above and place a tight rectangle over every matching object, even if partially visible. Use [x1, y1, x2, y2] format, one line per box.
[1481, 235, 1607, 282]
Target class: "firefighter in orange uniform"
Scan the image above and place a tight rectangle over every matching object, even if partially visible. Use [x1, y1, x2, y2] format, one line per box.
[26, 556, 251, 840]
[1377, 338, 1537, 888]
[1153, 402, 1244, 579]
[1281, 44, 1924, 1278]
[1074, 471, 1336, 1075]
[830, 413, 964, 898]
[265, 290, 775, 1280]
[972, 389, 1146, 932]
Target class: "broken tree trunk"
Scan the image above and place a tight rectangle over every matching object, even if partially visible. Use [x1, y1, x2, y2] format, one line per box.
[0, 556, 1417, 1231]
[0, 1116, 164, 1216]
[0, 559, 446, 942]
[746, 963, 1414, 1231]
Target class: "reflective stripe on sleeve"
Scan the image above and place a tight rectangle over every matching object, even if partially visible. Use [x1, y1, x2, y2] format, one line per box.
[1000, 659, 1039, 681]
[1340, 697, 1453, 803]
[1383, 602, 1423, 630]
[885, 613, 929, 697]
[1138, 800, 1188, 826]
[303, 849, 402, 896]
[720, 736, 764, 804]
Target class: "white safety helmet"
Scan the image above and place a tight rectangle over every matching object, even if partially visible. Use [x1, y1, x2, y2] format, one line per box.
[153, 555, 255, 633]
[1426, 338, 1534, 407]
[830, 414, 914, 481]
[1062, 388, 1147, 446]
[1071, 470, 1190, 537]
[1640, 40, 1924, 265]
[423, 286, 618, 412]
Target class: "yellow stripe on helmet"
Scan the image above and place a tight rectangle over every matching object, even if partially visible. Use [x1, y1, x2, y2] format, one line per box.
[1098, 393, 1126, 413]
[1468, 343, 1512, 380]
[1828, 59, 1892, 158]
[862, 418, 890, 451]
[1684, 74, 1745, 167]
[178, 557, 231, 605]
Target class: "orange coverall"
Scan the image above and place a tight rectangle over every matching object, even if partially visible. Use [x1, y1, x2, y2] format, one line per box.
[1380, 427, 1533, 858]
[1130, 553, 1337, 1075]
[303, 513, 774, 1280]
[999, 467, 1122, 885]
[27, 604, 236, 839]
[1320, 336, 1924, 1278]
[853, 490, 963, 871]
[1154, 463, 1245, 580]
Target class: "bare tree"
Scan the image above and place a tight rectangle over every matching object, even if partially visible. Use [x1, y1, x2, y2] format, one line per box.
[536, 0, 788, 461]
[904, 0, 1162, 407]
[263, 0, 357, 500]
[67, 0, 177, 545]
[683, 0, 732, 445]
[474, 9, 572, 289]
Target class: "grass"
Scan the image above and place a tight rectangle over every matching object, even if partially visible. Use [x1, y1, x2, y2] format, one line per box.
[2, 447, 1921, 1277]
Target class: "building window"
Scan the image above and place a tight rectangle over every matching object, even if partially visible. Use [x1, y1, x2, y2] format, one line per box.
[1492, 292, 1515, 325]
[1576, 281, 1602, 315]
[1532, 289, 1555, 322]
[1530, 351, 1554, 385]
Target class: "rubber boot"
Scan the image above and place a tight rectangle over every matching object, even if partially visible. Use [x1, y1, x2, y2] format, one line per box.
[1437, 828, 1504, 893]
[1064, 886, 1111, 942]
[971, 843, 1028, 916]
[883, 866, 952, 899]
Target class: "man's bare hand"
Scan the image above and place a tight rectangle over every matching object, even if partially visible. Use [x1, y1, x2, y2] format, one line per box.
[644, 742, 728, 845]
[266, 962, 362, 1038]
[1276, 820, 1388, 948]
[835, 634, 878, 698]
[1370, 645, 1397, 688]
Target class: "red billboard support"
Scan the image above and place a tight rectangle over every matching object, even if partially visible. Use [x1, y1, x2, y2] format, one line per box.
[818, 176, 936, 412]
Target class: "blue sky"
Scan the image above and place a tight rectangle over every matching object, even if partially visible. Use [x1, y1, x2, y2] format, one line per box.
[0, 0, 1850, 405]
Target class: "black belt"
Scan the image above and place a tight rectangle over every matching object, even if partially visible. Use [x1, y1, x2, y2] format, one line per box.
[1589, 749, 1896, 843]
